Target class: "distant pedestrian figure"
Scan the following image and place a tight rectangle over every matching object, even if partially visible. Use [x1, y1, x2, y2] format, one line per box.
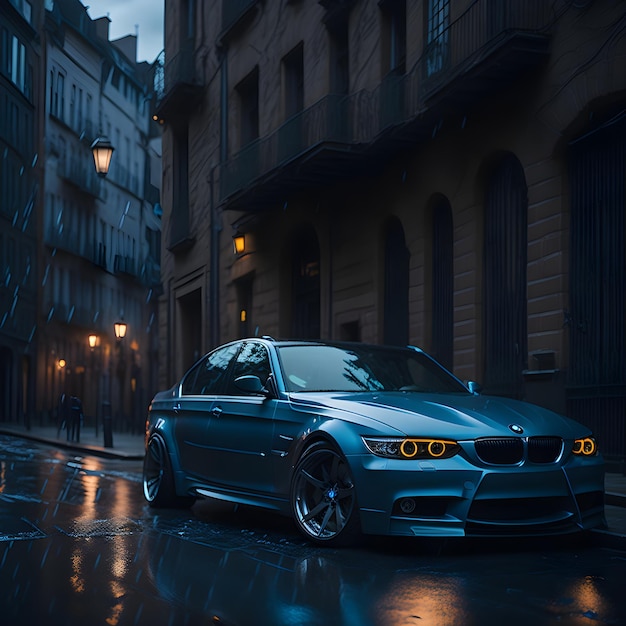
[68, 396, 83, 443]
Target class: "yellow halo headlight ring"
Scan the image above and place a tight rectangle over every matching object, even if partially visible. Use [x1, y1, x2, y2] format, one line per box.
[428, 440, 446, 457]
[399, 439, 454, 459]
[573, 437, 597, 456]
[400, 439, 419, 458]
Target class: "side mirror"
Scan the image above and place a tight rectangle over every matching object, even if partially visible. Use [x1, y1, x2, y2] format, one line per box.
[234, 375, 269, 396]
[466, 380, 482, 395]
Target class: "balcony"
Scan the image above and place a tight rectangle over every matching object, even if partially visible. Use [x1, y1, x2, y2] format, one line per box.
[91, 242, 107, 270]
[221, 0, 552, 211]
[58, 154, 101, 197]
[221, 94, 368, 210]
[416, 0, 552, 105]
[154, 39, 203, 120]
[141, 257, 162, 288]
[220, 0, 259, 42]
[114, 254, 137, 278]
[45, 225, 88, 258]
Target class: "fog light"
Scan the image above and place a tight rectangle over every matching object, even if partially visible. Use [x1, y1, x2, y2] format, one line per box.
[400, 498, 416, 514]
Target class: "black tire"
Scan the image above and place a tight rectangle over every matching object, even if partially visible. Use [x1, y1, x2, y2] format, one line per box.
[143, 434, 194, 508]
[291, 441, 361, 546]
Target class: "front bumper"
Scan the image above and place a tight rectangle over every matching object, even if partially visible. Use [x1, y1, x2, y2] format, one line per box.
[351, 453, 606, 537]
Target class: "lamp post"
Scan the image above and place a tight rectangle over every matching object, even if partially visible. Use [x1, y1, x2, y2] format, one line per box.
[91, 136, 115, 178]
[106, 319, 127, 448]
[88, 334, 99, 436]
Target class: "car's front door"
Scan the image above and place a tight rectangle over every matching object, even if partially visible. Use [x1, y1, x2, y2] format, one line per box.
[174, 343, 239, 480]
[204, 342, 277, 494]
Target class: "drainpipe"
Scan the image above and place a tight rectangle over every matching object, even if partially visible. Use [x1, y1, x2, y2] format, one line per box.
[209, 47, 228, 347]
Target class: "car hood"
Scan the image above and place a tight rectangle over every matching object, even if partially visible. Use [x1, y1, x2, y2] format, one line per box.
[288, 391, 589, 439]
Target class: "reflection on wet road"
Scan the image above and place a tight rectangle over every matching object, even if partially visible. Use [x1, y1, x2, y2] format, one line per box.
[1, 434, 626, 625]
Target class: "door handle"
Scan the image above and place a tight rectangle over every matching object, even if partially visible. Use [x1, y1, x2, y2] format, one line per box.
[173, 402, 181, 414]
[211, 406, 223, 417]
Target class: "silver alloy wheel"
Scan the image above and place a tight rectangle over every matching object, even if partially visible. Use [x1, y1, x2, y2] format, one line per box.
[292, 446, 356, 542]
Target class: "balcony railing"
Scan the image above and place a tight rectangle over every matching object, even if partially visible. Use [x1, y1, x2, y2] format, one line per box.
[45, 225, 87, 258]
[58, 154, 101, 197]
[155, 39, 202, 117]
[114, 254, 137, 277]
[416, 0, 552, 101]
[221, 0, 552, 208]
[221, 94, 351, 200]
[91, 242, 107, 270]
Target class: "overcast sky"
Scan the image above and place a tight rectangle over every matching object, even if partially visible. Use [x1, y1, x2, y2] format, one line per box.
[83, 0, 164, 63]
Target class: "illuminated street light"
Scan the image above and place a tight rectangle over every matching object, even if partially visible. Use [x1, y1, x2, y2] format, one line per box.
[91, 136, 115, 177]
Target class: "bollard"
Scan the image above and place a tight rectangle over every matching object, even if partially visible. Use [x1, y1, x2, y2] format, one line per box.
[101, 400, 113, 448]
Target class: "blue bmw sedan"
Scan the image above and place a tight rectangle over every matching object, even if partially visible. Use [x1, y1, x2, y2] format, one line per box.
[143, 338, 605, 545]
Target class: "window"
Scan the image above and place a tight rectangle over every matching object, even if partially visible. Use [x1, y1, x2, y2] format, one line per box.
[226, 342, 271, 394]
[283, 43, 304, 118]
[329, 22, 349, 95]
[0, 34, 27, 96]
[70, 84, 76, 128]
[426, 0, 449, 76]
[236, 67, 259, 147]
[51, 71, 65, 120]
[181, 344, 239, 395]
[381, 0, 406, 75]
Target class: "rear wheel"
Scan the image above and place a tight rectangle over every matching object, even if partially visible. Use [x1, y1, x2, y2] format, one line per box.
[143, 434, 194, 508]
[291, 441, 361, 546]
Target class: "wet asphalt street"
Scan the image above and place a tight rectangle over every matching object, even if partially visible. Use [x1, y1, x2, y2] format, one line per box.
[1, 433, 626, 626]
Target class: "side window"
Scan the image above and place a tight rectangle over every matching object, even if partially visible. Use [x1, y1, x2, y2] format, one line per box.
[227, 342, 271, 394]
[181, 344, 239, 395]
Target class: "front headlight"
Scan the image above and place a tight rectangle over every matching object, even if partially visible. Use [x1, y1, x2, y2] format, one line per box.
[362, 437, 459, 459]
[572, 436, 598, 456]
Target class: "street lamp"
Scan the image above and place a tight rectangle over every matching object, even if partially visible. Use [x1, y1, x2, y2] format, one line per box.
[91, 136, 115, 177]
[87, 334, 100, 436]
[232, 232, 246, 255]
[114, 320, 127, 340]
[105, 320, 128, 449]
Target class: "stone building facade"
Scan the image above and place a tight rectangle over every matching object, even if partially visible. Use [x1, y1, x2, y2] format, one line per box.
[0, 0, 44, 426]
[156, 0, 626, 458]
[36, 0, 162, 435]
[1, 0, 162, 436]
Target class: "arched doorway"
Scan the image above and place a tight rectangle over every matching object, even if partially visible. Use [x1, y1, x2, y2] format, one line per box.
[567, 112, 626, 457]
[483, 154, 528, 398]
[291, 226, 320, 340]
[383, 217, 409, 346]
[431, 198, 453, 369]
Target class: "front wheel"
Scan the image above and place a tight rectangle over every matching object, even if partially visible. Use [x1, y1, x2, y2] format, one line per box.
[291, 442, 361, 546]
[143, 434, 194, 508]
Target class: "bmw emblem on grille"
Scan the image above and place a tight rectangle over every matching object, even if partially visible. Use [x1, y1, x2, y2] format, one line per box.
[509, 424, 524, 434]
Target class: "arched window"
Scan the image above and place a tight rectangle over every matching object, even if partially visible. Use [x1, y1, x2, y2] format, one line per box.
[291, 227, 320, 340]
[383, 217, 409, 346]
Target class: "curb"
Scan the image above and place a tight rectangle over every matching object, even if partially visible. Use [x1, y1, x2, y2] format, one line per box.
[0, 429, 144, 461]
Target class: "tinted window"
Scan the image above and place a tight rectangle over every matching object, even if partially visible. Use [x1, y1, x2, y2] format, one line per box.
[277, 345, 468, 394]
[226, 342, 271, 394]
[181, 344, 239, 395]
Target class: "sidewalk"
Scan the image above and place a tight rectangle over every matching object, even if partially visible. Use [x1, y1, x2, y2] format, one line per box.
[0, 421, 145, 460]
[0, 420, 624, 549]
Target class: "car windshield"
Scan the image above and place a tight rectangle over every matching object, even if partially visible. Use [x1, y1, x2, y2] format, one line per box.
[277, 344, 469, 394]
